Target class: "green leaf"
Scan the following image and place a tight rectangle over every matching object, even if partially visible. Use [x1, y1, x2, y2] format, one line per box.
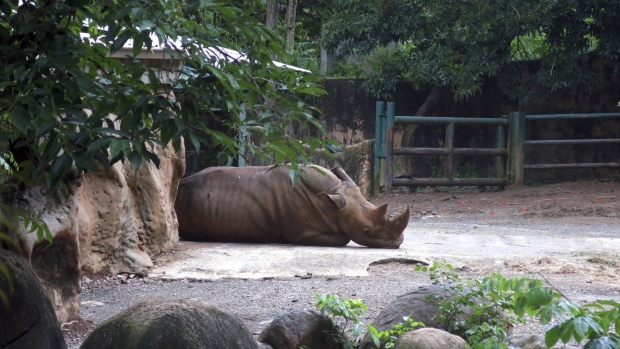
[42, 222, 53, 244]
[111, 30, 133, 53]
[23, 217, 31, 229]
[112, 6, 134, 20]
[133, 32, 144, 57]
[138, 19, 156, 32]
[129, 150, 142, 171]
[574, 317, 589, 341]
[545, 326, 561, 348]
[583, 335, 619, 349]
[8, 108, 31, 133]
[514, 295, 527, 317]
[35, 121, 57, 138]
[74, 155, 100, 173]
[189, 132, 201, 153]
[51, 154, 71, 179]
[560, 319, 575, 344]
[87, 138, 112, 153]
[595, 300, 620, 308]
[538, 304, 553, 324]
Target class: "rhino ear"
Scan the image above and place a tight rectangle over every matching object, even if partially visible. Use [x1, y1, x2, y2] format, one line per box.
[371, 204, 388, 223]
[317, 192, 346, 209]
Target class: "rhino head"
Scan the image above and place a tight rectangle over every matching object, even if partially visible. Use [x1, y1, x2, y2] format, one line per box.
[314, 166, 410, 249]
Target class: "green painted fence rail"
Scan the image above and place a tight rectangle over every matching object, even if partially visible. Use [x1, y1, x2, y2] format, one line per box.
[373, 104, 620, 195]
[374, 102, 509, 194]
[520, 112, 620, 173]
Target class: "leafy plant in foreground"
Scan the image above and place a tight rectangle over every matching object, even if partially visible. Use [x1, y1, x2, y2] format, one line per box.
[315, 293, 424, 349]
[316, 293, 368, 348]
[367, 316, 424, 349]
[542, 299, 620, 349]
[416, 261, 620, 349]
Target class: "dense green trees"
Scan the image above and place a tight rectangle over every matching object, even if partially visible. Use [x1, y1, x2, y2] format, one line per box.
[0, 0, 327, 192]
[324, 0, 620, 102]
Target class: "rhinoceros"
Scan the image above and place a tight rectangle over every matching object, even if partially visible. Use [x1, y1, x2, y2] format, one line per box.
[174, 165, 410, 248]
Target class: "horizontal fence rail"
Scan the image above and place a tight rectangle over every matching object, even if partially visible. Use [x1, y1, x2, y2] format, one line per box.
[526, 113, 620, 120]
[375, 102, 509, 194]
[374, 106, 620, 195]
[520, 112, 620, 174]
[395, 116, 509, 126]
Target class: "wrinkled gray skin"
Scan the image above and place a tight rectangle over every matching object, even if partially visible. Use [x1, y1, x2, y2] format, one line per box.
[175, 165, 410, 248]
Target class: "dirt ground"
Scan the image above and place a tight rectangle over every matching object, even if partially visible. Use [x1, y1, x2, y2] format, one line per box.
[63, 180, 620, 348]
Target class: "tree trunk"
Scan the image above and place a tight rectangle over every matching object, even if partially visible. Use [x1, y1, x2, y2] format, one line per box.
[285, 0, 298, 53]
[266, 0, 279, 33]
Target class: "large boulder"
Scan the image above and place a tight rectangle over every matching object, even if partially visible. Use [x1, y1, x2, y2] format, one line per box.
[2, 142, 184, 323]
[359, 285, 447, 349]
[393, 328, 470, 349]
[0, 249, 67, 349]
[360, 284, 488, 349]
[258, 309, 343, 349]
[80, 299, 258, 349]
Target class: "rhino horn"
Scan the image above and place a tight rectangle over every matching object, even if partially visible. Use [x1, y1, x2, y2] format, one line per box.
[389, 205, 410, 234]
[371, 203, 389, 224]
[331, 166, 355, 184]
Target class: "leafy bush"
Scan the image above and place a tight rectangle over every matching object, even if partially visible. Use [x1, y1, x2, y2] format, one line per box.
[315, 293, 424, 349]
[316, 293, 368, 348]
[416, 261, 620, 349]
[367, 316, 424, 349]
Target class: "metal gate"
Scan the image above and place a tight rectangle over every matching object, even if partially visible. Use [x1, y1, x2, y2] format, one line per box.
[374, 102, 620, 195]
[513, 111, 620, 182]
[374, 101, 510, 195]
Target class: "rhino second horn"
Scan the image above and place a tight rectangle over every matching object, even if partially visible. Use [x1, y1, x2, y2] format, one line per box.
[389, 205, 410, 233]
[371, 204, 389, 224]
[331, 166, 355, 183]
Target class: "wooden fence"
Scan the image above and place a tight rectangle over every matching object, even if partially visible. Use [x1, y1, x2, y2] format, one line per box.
[374, 102, 620, 195]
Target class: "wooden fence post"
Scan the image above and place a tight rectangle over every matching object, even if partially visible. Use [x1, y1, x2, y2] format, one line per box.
[445, 122, 455, 179]
[496, 124, 506, 189]
[374, 101, 385, 196]
[509, 111, 526, 184]
[385, 102, 395, 193]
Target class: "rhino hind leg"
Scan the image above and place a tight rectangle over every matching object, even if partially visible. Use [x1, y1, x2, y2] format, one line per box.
[290, 231, 350, 247]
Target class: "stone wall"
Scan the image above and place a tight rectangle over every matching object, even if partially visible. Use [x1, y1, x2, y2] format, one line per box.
[77, 142, 185, 276]
[4, 142, 184, 323]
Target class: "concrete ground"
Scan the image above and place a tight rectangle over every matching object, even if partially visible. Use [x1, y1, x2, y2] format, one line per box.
[150, 219, 620, 281]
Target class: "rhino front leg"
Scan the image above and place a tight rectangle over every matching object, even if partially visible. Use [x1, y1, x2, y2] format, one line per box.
[290, 231, 351, 247]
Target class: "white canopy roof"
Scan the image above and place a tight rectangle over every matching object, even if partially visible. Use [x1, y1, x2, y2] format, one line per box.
[81, 32, 311, 73]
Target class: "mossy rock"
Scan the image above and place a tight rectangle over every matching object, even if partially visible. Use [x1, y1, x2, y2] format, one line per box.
[0, 249, 67, 349]
[80, 299, 259, 349]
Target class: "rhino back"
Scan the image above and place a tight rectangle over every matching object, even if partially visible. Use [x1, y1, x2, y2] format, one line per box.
[175, 166, 339, 242]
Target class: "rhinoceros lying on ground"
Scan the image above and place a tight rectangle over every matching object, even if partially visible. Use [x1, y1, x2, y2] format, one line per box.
[175, 165, 410, 248]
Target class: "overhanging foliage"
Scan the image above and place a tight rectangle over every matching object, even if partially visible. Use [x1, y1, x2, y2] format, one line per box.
[0, 0, 328, 192]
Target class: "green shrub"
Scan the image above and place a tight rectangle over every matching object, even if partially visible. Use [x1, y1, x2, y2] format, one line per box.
[315, 293, 424, 349]
[416, 261, 620, 349]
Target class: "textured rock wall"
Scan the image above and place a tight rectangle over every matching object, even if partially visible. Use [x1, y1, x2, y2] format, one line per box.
[8, 179, 82, 324]
[78, 143, 185, 276]
[4, 142, 184, 323]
